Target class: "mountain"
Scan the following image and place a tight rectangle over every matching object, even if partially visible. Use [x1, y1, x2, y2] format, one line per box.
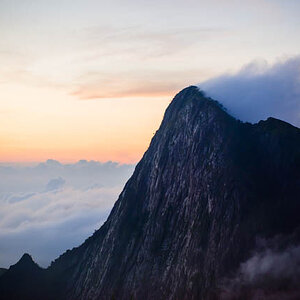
[0, 268, 7, 277]
[0, 86, 299, 299]
[0, 254, 47, 299]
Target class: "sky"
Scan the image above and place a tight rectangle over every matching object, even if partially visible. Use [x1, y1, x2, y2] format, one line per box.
[1, 0, 300, 163]
[0, 0, 300, 267]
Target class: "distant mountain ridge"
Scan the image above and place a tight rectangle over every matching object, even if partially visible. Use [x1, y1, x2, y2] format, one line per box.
[0, 86, 299, 299]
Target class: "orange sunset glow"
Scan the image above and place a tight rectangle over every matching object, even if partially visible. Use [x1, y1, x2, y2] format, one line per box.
[0, 83, 171, 163]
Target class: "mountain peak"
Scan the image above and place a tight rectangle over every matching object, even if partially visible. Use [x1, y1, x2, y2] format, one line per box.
[18, 253, 34, 265]
[165, 85, 216, 113]
[160, 86, 231, 136]
[9, 253, 41, 274]
[0, 254, 45, 299]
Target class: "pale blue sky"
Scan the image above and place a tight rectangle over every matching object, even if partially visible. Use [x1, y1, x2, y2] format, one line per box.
[1, 0, 299, 91]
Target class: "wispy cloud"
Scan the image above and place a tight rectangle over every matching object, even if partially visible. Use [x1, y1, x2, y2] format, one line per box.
[70, 69, 206, 99]
[199, 56, 300, 127]
[219, 235, 300, 299]
[0, 24, 224, 98]
[79, 26, 227, 59]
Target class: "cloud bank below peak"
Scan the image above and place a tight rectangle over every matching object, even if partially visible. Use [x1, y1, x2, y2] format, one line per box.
[199, 56, 300, 127]
[0, 160, 135, 268]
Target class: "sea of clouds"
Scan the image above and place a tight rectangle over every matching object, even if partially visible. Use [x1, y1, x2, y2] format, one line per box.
[0, 159, 135, 268]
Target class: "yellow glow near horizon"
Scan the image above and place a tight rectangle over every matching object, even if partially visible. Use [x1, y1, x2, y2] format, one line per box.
[0, 82, 171, 163]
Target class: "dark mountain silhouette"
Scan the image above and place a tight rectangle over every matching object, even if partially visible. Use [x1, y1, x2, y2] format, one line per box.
[0, 253, 47, 299]
[0, 86, 299, 299]
[0, 268, 7, 277]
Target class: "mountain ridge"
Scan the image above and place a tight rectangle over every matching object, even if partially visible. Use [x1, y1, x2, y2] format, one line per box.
[1, 86, 299, 300]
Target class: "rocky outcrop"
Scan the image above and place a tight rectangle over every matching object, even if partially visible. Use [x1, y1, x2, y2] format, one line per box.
[1, 86, 299, 300]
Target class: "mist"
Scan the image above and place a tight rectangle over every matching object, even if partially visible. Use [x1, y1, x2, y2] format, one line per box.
[199, 56, 300, 127]
[219, 233, 300, 300]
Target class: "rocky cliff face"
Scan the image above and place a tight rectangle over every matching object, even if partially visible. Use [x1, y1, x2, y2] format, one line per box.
[1, 86, 299, 300]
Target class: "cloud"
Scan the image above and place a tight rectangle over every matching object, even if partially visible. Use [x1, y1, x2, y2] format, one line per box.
[71, 76, 187, 99]
[199, 56, 300, 127]
[219, 234, 300, 300]
[68, 26, 224, 99]
[80, 26, 226, 59]
[45, 177, 65, 191]
[0, 160, 135, 268]
[0, 22, 223, 98]
[71, 67, 210, 100]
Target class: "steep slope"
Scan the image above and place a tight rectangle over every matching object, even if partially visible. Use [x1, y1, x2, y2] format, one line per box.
[1, 86, 300, 300]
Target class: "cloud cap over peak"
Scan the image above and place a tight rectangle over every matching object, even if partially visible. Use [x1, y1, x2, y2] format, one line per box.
[199, 56, 300, 127]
